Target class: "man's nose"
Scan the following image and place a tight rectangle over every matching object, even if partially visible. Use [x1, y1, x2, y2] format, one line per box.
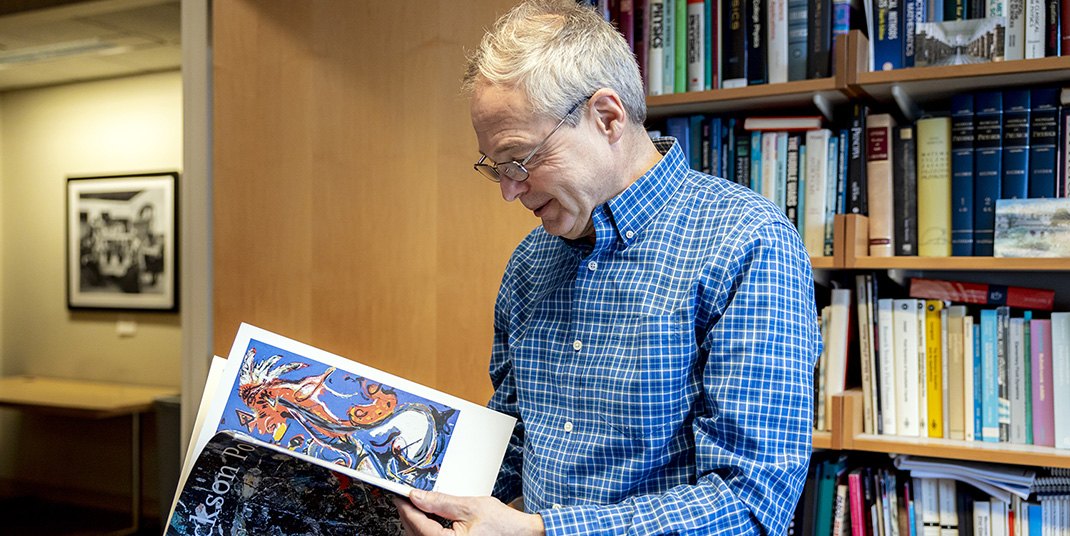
[499, 177, 527, 202]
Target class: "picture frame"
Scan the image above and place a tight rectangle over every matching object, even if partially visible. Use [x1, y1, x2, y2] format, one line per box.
[66, 171, 179, 311]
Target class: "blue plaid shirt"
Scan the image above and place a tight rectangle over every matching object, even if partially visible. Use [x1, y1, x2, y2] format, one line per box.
[488, 138, 820, 535]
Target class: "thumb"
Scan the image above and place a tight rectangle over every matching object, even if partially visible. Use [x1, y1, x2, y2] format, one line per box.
[409, 489, 466, 520]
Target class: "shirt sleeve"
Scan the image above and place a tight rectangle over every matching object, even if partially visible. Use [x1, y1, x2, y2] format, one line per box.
[488, 281, 526, 504]
[538, 218, 820, 535]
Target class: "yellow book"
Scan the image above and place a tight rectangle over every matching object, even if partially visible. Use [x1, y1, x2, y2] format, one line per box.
[925, 300, 944, 437]
[916, 116, 952, 257]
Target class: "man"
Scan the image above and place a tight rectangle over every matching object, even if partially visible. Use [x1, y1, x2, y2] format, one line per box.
[395, 1, 820, 534]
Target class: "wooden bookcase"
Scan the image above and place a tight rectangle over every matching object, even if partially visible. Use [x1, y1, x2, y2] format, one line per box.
[645, 29, 1070, 469]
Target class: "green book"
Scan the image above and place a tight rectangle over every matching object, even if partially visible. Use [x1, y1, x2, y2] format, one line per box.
[675, 0, 687, 93]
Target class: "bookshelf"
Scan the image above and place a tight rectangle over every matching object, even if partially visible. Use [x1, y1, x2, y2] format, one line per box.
[645, 29, 1070, 470]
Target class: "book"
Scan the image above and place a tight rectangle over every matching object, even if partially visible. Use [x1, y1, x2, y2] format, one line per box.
[964, 315, 976, 441]
[1009, 317, 1028, 444]
[925, 300, 945, 438]
[808, 0, 833, 77]
[786, 132, 803, 227]
[950, 94, 975, 256]
[747, 0, 769, 84]
[1030, 318, 1055, 447]
[676, 0, 688, 92]
[664, 0, 677, 94]
[1001, 89, 1031, 200]
[996, 305, 1011, 442]
[867, 113, 897, 257]
[872, 0, 903, 70]
[916, 117, 952, 257]
[788, 0, 810, 80]
[648, 0, 667, 95]
[980, 308, 1000, 442]
[805, 128, 833, 256]
[722, 0, 750, 87]
[917, 299, 930, 437]
[1052, 312, 1070, 449]
[895, 298, 922, 437]
[768, 0, 790, 83]
[973, 91, 1004, 256]
[908, 277, 1056, 311]
[1005, 0, 1027, 60]
[1028, 87, 1060, 198]
[993, 198, 1070, 258]
[857, 274, 878, 434]
[165, 324, 515, 534]
[687, 0, 706, 91]
[847, 104, 869, 215]
[947, 306, 967, 441]
[915, 18, 1008, 66]
[893, 125, 918, 256]
[1023, 0, 1044, 58]
[879, 298, 899, 435]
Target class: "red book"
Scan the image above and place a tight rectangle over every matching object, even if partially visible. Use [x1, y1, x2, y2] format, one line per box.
[848, 469, 869, 536]
[909, 277, 1055, 311]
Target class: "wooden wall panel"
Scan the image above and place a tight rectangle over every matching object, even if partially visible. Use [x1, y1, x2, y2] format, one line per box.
[213, 0, 532, 403]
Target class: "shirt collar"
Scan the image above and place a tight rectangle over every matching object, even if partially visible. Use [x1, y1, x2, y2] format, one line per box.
[602, 136, 687, 247]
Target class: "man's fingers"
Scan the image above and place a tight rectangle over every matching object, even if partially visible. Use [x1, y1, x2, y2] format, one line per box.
[408, 489, 468, 520]
[393, 495, 453, 536]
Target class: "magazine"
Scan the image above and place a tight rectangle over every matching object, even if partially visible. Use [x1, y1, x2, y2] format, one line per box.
[166, 323, 516, 535]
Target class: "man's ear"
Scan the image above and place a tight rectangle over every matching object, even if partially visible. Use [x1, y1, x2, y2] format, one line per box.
[588, 89, 627, 144]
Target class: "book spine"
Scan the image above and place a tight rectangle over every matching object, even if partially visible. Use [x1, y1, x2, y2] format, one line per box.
[676, 0, 688, 92]
[666, 116, 692, 162]
[938, 480, 959, 536]
[1030, 319, 1055, 447]
[663, 0, 676, 94]
[916, 116, 952, 257]
[734, 123, 752, 184]
[949, 307, 967, 440]
[981, 308, 999, 442]
[950, 94, 975, 256]
[1001, 89, 1031, 200]
[807, 0, 833, 76]
[867, 113, 896, 257]
[751, 130, 764, 192]
[856, 275, 876, 434]
[1005, 0, 1026, 60]
[973, 91, 1003, 256]
[761, 131, 779, 202]
[786, 133, 802, 227]
[1009, 317, 1028, 444]
[878, 298, 898, 435]
[996, 305, 1011, 442]
[768, 0, 789, 83]
[909, 277, 1056, 310]
[706, 0, 717, 90]
[925, 300, 944, 438]
[921, 478, 941, 536]
[722, 0, 749, 86]
[917, 299, 929, 436]
[1022, 312, 1031, 446]
[850, 470, 868, 536]
[648, 0, 666, 95]
[1062, 0, 1070, 55]
[708, 117, 723, 176]
[621, 0, 637, 50]
[943, 0, 965, 18]
[873, 0, 904, 70]
[1043, 0, 1058, 55]
[687, 0, 706, 91]
[964, 315, 975, 441]
[895, 299, 922, 437]
[637, 0, 650, 87]
[1024, 0, 1044, 58]
[1063, 106, 1070, 197]
[804, 129, 832, 256]
[989, 0, 1008, 61]
[903, 0, 917, 67]
[747, 0, 768, 84]
[689, 114, 706, 169]
[787, 0, 809, 80]
[893, 125, 918, 256]
[825, 134, 841, 256]
[1028, 87, 1059, 198]
[1051, 312, 1070, 449]
[776, 131, 789, 211]
[848, 104, 868, 215]
[973, 322, 983, 441]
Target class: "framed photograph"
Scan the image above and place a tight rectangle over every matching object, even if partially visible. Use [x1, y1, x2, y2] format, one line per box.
[66, 171, 178, 311]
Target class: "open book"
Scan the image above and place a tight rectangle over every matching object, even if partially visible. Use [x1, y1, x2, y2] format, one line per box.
[166, 323, 516, 535]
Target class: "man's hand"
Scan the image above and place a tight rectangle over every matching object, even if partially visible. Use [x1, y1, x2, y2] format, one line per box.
[393, 490, 545, 536]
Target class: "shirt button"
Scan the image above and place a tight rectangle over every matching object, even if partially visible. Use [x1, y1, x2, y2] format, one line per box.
[563, 421, 574, 432]
[586, 260, 598, 271]
[552, 503, 563, 509]
[572, 340, 582, 351]
[625, 230, 635, 239]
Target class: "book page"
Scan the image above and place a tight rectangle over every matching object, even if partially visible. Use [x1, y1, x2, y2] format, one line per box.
[195, 323, 516, 497]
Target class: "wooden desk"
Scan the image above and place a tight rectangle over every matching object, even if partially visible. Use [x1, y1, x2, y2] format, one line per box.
[0, 376, 177, 534]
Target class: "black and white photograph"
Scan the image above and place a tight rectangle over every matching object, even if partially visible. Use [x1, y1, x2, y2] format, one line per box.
[66, 171, 178, 311]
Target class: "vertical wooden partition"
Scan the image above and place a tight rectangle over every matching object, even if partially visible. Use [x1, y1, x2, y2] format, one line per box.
[213, 0, 530, 403]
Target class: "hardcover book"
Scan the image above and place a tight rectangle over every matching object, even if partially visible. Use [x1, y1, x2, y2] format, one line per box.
[993, 198, 1070, 257]
[973, 91, 1004, 256]
[866, 113, 897, 257]
[165, 324, 515, 535]
[1028, 87, 1060, 199]
[909, 277, 1056, 310]
[914, 17, 1007, 66]
[722, 0, 749, 87]
[893, 126, 918, 256]
[950, 94, 976, 256]
[916, 116, 952, 257]
[1000, 89, 1031, 200]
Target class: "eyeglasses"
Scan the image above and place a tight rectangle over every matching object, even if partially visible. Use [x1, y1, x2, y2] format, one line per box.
[474, 96, 590, 183]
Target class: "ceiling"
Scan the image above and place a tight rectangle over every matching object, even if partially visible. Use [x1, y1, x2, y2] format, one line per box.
[0, 0, 181, 92]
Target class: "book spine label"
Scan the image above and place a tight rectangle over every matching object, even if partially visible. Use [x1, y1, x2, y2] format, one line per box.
[1009, 318, 1027, 444]
[973, 92, 1003, 256]
[916, 117, 952, 257]
[1001, 89, 1031, 200]
[867, 114, 896, 256]
[951, 94, 975, 256]
[893, 126, 918, 256]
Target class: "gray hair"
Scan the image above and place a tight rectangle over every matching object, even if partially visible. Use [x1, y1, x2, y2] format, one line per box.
[462, 0, 646, 126]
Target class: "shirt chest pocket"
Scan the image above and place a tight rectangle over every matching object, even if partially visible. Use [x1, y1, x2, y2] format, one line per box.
[586, 311, 699, 442]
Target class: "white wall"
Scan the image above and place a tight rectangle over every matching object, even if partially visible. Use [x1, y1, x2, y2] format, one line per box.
[0, 70, 183, 509]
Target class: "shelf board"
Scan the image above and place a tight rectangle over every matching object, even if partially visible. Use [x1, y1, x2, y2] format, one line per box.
[849, 433, 1070, 469]
[847, 256, 1070, 271]
[853, 56, 1070, 104]
[811, 256, 835, 269]
[646, 78, 845, 118]
[813, 431, 833, 450]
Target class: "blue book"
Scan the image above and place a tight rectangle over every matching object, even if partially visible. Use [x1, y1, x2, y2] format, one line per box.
[705, 0, 714, 89]
[973, 91, 1003, 256]
[690, 114, 706, 170]
[980, 308, 999, 442]
[666, 116, 692, 163]
[837, 128, 849, 215]
[787, 0, 809, 81]
[726, 118, 738, 182]
[824, 134, 840, 256]
[750, 130, 763, 192]
[973, 322, 983, 440]
[872, 0, 904, 70]
[950, 94, 975, 256]
[776, 132, 789, 211]
[903, 0, 917, 67]
[747, 0, 768, 84]
[1028, 87, 1060, 198]
[1001, 89, 1031, 200]
[721, 0, 749, 87]
[706, 116, 724, 176]
[1027, 504, 1042, 536]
